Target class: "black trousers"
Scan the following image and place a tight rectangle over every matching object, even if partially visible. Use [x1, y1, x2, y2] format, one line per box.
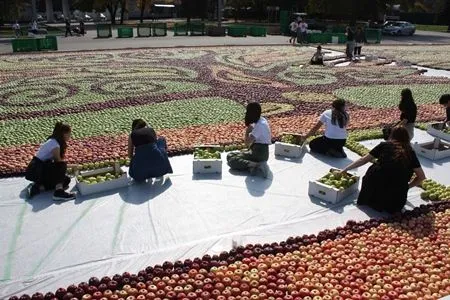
[25, 157, 70, 190]
[354, 46, 362, 55]
[65, 28, 72, 37]
[309, 136, 346, 155]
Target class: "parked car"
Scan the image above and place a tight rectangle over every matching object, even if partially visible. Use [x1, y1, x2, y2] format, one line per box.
[382, 21, 416, 36]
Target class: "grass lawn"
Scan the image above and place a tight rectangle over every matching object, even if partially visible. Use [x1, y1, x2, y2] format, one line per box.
[415, 24, 449, 32]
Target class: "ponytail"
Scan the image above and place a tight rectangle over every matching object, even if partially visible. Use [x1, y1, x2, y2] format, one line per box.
[48, 121, 71, 158]
[331, 99, 348, 128]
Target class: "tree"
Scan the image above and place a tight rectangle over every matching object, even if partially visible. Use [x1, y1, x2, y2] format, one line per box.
[94, 0, 120, 24]
[136, 0, 152, 23]
[119, 0, 127, 24]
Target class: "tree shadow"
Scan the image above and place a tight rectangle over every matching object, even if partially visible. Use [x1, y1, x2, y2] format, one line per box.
[192, 173, 222, 180]
[119, 177, 172, 205]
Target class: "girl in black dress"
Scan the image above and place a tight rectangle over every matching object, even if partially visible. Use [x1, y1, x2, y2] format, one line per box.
[128, 119, 173, 182]
[341, 126, 426, 213]
[398, 88, 417, 141]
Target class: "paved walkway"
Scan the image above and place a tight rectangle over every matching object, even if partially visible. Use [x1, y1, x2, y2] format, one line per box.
[1, 29, 449, 54]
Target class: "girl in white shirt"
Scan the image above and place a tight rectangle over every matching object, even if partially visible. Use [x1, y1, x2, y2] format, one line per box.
[25, 122, 76, 201]
[227, 102, 271, 178]
[302, 99, 349, 158]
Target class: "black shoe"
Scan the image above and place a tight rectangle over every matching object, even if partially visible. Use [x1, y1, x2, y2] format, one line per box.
[27, 184, 40, 199]
[53, 190, 76, 201]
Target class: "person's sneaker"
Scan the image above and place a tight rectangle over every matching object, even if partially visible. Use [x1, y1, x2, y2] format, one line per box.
[27, 184, 41, 199]
[53, 190, 76, 201]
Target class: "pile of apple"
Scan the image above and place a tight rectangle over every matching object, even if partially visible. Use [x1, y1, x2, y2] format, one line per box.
[420, 179, 450, 201]
[10, 202, 450, 300]
[77, 171, 124, 185]
[280, 134, 303, 146]
[194, 148, 221, 160]
[318, 170, 358, 190]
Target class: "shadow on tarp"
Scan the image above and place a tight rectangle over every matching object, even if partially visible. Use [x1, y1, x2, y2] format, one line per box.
[227, 168, 274, 197]
[192, 173, 222, 180]
[308, 193, 356, 214]
[119, 177, 172, 205]
[309, 152, 354, 170]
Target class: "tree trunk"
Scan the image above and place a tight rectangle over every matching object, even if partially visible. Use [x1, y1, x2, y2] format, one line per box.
[120, 0, 126, 24]
[140, 0, 146, 23]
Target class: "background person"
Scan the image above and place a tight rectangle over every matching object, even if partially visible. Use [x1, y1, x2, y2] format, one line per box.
[79, 20, 85, 36]
[13, 21, 21, 38]
[398, 88, 417, 141]
[289, 19, 298, 45]
[310, 45, 324, 65]
[302, 99, 349, 158]
[345, 26, 355, 60]
[354, 27, 366, 58]
[31, 20, 38, 35]
[65, 19, 72, 37]
[128, 119, 173, 183]
[341, 126, 425, 214]
[25, 122, 76, 201]
[297, 19, 308, 44]
[439, 94, 450, 126]
[227, 102, 271, 178]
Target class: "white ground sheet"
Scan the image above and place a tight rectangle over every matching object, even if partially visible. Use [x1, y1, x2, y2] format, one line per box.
[0, 128, 448, 298]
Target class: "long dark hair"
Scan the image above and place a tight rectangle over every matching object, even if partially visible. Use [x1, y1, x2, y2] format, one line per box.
[331, 99, 348, 128]
[245, 102, 262, 126]
[132, 119, 147, 131]
[48, 122, 71, 158]
[399, 88, 417, 113]
[389, 126, 412, 164]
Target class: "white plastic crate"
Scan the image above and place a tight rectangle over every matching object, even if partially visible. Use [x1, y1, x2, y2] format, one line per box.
[308, 170, 360, 204]
[193, 159, 222, 174]
[193, 145, 223, 174]
[414, 139, 450, 161]
[275, 142, 305, 158]
[76, 165, 130, 196]
[427, 123, 450, 142]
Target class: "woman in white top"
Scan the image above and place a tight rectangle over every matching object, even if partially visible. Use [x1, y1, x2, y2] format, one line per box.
[25, 122, 76, 201]
[227, 102, 271, 178]
[302, 99, 349, 158]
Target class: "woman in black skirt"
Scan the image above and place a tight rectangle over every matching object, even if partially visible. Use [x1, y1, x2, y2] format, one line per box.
[341, 126, 425, 213]
[302, 99, 349, 158]
[128, 119, 173, 183]
[398, 88, 417, 141]
[26, 122, 76, 201]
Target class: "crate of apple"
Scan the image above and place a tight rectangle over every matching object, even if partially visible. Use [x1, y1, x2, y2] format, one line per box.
[193, 145, 222, 174]
[427, 122, 450, 142]
[414, 138, 450, 160]
[309, 169, 360, 203]
[275, 133, 305, 158]
[421, 179, 450, 201]
[76, 163, 130, 195]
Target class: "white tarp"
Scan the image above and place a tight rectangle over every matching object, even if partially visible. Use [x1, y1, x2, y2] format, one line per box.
[0, 128, 448, 298]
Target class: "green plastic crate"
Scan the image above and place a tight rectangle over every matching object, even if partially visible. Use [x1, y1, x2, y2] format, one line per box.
[228, 26, 247, 37]
[96, 24, 112, 38]
[12, 38, 39, 52]
[37, 36, 58, 50]
[365, 29, 382, 44]
[249, 27, 266, 37]
[174, 23, 188, 36]
[137, 24, 152, 37]
[189, 23, 205, 36]
[152, 23, 167, 36]
[117, 27, 134, 38]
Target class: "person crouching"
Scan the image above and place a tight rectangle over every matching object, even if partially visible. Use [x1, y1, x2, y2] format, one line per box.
[128, 119, 173, 183]
[227, 102, 271, 178]
[26, 122, 76, 201]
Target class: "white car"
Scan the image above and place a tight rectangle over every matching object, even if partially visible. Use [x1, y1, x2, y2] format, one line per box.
[382, 21, 416, 36]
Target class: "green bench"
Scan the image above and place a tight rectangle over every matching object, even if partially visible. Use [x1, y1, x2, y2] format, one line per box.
[249, 27, 266, 37]
[96, 24, 112, 38]
[174, 23, 189, 36]
[12, 36, 58, 52]
[189, 23, 206, 36]
[117, 27, 134, 38]
[228, 26, 247, 37]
